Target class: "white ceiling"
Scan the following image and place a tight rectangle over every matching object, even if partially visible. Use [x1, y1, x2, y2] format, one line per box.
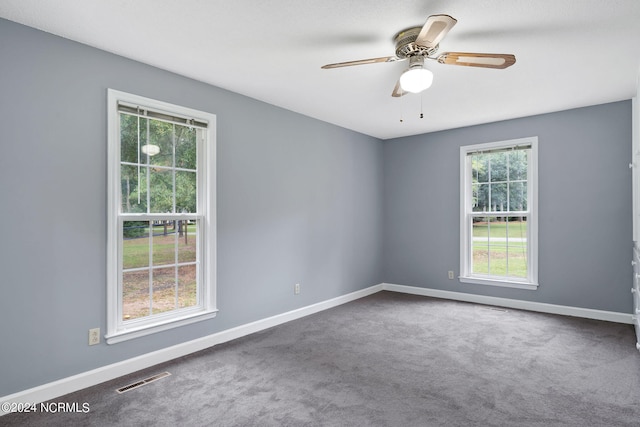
[1, 0, 639, 139]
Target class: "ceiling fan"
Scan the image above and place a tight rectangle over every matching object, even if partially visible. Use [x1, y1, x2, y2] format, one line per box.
[321, 14, 516, 97]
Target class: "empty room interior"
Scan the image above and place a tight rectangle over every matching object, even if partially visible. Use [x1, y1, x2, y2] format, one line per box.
[2, 1, 640, 425]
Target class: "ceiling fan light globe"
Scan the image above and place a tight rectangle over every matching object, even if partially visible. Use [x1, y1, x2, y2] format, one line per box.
[141, 144, 160, 156]
[399, 68, 433, 93]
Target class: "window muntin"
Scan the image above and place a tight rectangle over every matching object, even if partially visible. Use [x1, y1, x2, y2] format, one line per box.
[107, 90, 216, 343]
[119, 116, 200, 321]
[471, 216, 528, 279]
[121, 220, 198, 320]
[460, 137, 538, 289]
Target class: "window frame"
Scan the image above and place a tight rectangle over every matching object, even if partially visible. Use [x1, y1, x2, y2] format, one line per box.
[459, 136, 538, 290]
[106, 89, 217, 344]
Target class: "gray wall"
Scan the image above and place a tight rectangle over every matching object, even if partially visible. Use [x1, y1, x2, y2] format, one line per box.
[383, 101, 632, 313]
[0, 19, 383, 396]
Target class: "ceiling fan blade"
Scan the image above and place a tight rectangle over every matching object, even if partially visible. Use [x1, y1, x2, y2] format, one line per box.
[391, 80, 407, 97]
[437, 52, 516, 69]
[416, 14, 457, 48]
[321, 56, 398, 69]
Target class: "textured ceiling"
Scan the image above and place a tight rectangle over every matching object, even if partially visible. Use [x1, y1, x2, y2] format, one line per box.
[1, 0, 639, 139]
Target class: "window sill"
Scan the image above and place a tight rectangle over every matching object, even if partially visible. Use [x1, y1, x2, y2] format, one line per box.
[459, 276, 538, 291]
[105, 309, 218, 345]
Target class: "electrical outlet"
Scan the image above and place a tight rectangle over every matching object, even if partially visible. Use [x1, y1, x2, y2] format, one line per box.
[294, 283, 300, 295]
[89, 328, 100, 346]
[448, 271, 455, 280]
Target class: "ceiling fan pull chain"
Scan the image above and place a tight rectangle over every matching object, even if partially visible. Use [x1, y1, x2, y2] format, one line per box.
[399, 89, 405, 123]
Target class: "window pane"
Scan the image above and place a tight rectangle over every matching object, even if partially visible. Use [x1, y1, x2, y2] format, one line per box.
[178, 265, 197, 308]
[152, 267, 177, 315]
[471, 217, 489, 274]
[488, 218, 507, 276]
[176, 171, 197, 213]
[509, 182, 527, 211]
[175, 125, 197, 170]
[121, 165, 147, 213]
[490, 183, 507, 211]
[472, 183, 484, 212]
[507, 218, 528, 278]
[178, 221, 197, 263]
[472, 217, 528, 278]
[149, 168, 174, 213]
[122, 269, 150, 321]
[120, 114, 146, 164]
[507, 216, 527, 239]
[122, 219, 200, 321]
[148, 120, 174, 167]
[508, 150, 528, 181]
[471, 154, 489, 183]
[489, 152, 507, 182]
[152, 225, 176, 267]
[122, 221, 150, 269]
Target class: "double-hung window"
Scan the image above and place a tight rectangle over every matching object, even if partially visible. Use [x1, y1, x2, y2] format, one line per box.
[460, 137, 538, 289]
[106, 90, 216, 344]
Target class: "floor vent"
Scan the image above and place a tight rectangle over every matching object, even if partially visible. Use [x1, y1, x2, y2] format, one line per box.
[116, 372, 171, 394]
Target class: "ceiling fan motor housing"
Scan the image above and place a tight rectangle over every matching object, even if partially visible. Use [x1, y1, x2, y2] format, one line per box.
[394, 27, 438, 59]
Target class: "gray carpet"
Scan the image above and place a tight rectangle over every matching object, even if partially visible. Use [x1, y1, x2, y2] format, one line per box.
[4, 291, 640, 426]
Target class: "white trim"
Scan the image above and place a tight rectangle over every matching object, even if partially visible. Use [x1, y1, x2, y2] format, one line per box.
[106, 89, 217, 343]
[0, 284, 383, 415]
[633, 96, 639, 243]
[458, 276, 538, 290]
[105, 310, 218, 345]
[381, 283, 633, 324]
[459, 136, 539, 289]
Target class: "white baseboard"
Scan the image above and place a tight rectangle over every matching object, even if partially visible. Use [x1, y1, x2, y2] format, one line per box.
[381, 283, 634, 324]
[2, 281, 632, 416]
[0, 284, 383, 415]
